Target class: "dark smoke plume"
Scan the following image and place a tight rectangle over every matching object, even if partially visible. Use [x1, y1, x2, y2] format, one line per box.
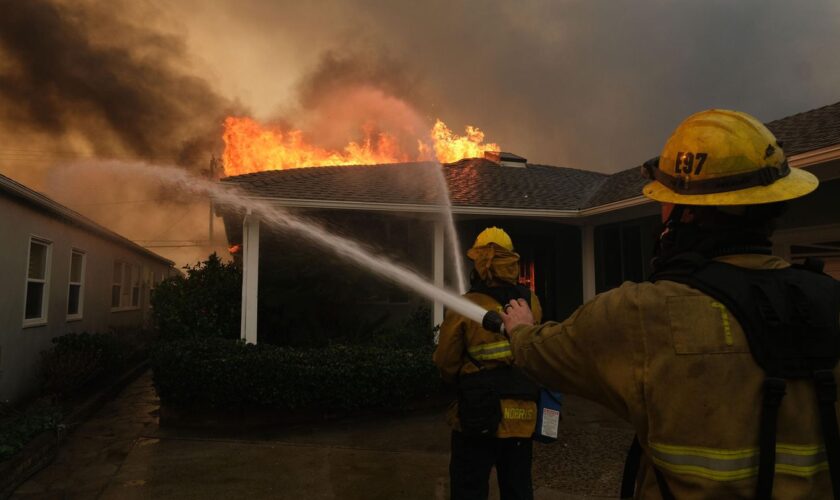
[298, 49, 427, 112]
[0, 0, 240, 167]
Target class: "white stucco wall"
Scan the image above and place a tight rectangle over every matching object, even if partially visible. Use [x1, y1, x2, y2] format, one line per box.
[0, 195, 172, 403]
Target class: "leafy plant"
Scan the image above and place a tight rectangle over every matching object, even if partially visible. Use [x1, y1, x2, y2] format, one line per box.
[40, 332, 130, 396]
[0, 402, 62, 461]
[152, 253, 242, 340]
[151, 337, 440, 411]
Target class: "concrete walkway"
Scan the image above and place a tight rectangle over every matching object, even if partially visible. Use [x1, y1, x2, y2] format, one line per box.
[12, 372, 631, 499]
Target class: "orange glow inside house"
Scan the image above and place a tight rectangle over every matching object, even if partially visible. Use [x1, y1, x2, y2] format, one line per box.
[519, 259, 536, 292]
[221, 116, 500, 176]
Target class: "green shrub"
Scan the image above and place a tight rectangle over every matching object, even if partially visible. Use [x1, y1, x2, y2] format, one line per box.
[0, 401, 62, 461]
[40, 332, 129, 395]
[152, 253, 241, 340]
[151, 337, 440, 411]
[366, 307, 437, 349]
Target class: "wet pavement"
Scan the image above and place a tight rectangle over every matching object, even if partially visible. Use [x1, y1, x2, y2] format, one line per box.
[12, 372, 631, 499]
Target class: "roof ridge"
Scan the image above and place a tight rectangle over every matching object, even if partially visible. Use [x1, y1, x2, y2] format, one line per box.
[765, 99, 840, 125]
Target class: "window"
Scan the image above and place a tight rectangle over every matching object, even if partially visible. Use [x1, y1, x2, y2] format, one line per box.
[111, 261, 141, 310]
[147, 269, 156, 308]
[112, 261, 123, 309]
[67, 250, 86, 319]
[24, 237, 52, 325]
[131, 265, 141, 307]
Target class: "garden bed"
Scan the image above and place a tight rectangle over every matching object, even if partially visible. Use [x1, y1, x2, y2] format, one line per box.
[0, 331, 152, 499]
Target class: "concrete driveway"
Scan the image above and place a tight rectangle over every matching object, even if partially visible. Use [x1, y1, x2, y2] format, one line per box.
[12, 372, 628, 499]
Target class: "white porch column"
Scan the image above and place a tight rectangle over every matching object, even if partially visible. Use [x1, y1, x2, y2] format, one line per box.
[581, 225, 596, 302]
[433, 219, 445, 331]
[240, 213, 260, 344]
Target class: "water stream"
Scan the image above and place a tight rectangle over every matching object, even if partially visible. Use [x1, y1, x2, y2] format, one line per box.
[82, 161, 488, 325]
[432, 162, 467, 295]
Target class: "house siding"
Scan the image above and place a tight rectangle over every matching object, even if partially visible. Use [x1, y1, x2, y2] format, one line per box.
[0, 195, 172, 403]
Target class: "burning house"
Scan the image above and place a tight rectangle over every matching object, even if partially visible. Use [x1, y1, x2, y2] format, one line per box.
[216, 101, 840, 345]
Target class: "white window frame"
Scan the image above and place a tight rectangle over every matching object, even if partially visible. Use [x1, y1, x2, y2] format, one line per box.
[111, 260, 124, 310]
[23, 235, 52, 327]
[67, 249, 86, 321]
[111, 261, 142, 312]
[130, 264, 142, 308]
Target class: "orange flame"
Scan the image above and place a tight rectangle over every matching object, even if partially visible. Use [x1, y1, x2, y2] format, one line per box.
[221, 116, 500, 176]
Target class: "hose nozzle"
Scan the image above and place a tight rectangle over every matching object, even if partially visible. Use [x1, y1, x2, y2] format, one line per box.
[482, 310, 505, 335]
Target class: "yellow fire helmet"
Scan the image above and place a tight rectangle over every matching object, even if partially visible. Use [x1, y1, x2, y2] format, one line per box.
[642, 109, 819, 205]
[473, 226, 514, 251]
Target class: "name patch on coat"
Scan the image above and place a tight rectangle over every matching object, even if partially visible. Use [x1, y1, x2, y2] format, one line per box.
[503, 407, 535, 420]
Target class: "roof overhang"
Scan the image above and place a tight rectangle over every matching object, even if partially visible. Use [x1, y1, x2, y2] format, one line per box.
[0, 174, 174, 266]
[218, 193, 653, 220]
[789, 144, 840, 169]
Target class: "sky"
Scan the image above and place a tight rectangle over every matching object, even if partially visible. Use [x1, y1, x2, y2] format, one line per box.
[1, 0, 839, 264]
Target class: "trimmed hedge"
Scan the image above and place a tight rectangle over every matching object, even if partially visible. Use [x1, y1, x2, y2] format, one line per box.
[151, 337, 440, 411]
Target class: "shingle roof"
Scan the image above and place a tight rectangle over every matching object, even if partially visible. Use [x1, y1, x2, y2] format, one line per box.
[582, 166, 648, 208]
[222, 100, 840, 213]
[221, 159, 608, 212]
[766, 100, 840, 156]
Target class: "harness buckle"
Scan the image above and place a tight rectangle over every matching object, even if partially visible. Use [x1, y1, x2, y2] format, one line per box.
[763, 377, 787, 407]
[814, 370, 838, 403]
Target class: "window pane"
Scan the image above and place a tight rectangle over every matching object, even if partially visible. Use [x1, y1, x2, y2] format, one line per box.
[131, 287, 140, 307]
[68, 284, 81, 315]
[25, 282, 44, 319]
[70, 252, 84, 283]
[113, 262, 122, 285]
[28, 241, 47, 279]
[112, 285, 121, 308]
[122, 264, 131, 293]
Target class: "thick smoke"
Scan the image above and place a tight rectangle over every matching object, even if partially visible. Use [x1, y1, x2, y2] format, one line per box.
[0, 0, 237, 168]
[292, 50, 431, 155]
[170, 0, 840, 172]
[0, 0, 240, 266]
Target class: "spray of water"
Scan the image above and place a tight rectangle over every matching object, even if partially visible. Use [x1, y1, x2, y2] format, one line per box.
[75, 161, 489, 324]
[432, 163, 467, 295]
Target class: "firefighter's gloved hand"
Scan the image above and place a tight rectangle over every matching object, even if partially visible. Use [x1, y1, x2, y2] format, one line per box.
[499, 298, 534, 334]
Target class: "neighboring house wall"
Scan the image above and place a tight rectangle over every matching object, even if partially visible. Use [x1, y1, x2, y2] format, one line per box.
[0, 195, 171, 403]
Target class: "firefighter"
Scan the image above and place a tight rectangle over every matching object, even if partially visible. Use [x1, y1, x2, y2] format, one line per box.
[500, 109, 840, 499]
[434, 227, 543, 500]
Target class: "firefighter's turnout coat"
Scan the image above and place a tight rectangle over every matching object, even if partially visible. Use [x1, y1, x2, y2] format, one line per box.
[435, 289, 543, 439]
[510, 254, 840, 498]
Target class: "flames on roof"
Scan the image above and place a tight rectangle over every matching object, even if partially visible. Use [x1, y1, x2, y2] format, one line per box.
[221, 116, 502, 177]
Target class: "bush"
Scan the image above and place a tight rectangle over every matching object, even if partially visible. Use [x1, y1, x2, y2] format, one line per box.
[0, 401, 62, 461]
[40, 332, 130, 396]
[152, 253, 241, 340]
[151, 337, 440, 411]
[365, 307, 437, 349]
